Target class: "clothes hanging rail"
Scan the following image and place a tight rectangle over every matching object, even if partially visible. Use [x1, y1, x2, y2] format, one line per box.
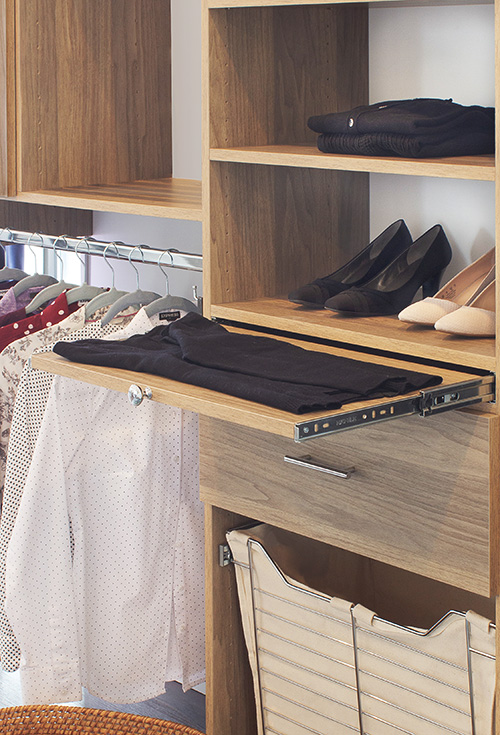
[0, 229, 203, 272]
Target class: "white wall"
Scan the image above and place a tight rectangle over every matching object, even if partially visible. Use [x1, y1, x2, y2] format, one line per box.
[369, 4, 495, 277]
[91, 1, 495, 293]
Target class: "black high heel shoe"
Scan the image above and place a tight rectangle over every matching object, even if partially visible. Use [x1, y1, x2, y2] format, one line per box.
[323, 224, 452, 317]
[288, 219, 412, 307]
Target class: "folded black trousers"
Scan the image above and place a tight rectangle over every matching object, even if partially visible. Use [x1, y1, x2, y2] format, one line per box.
[54, 313, 441, 415]
[316, 128, 494, 158]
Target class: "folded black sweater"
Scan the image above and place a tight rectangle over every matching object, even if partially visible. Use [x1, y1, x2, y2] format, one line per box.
[308, 98, 494, 158]
[54, 313, 441, 415]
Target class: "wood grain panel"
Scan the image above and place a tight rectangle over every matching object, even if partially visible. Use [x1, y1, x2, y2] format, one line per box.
[211, 296, 496, 371]
[490, 417, 500, 593]
[210, 145, 496, 181]
[12, 178, 202, 220]
[200, 412, 496, 595]
[16, 0, 171, 191]
[0, 200, 92, 236]
[0, 0, 14, 197]
[208, 161, 369, 305]
[205, 505, 257, 735]
[207, 0, 491, 6]
[209, 5, 368, 148]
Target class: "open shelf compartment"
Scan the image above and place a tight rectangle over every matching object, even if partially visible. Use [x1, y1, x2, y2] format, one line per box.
[3, 0, 198, 217]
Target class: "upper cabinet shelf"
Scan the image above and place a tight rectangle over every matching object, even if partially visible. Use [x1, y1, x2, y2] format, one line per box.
[10, 178, 203, 221]
[207, 0, 493, 6]
[210, 146, 494, 181]
[0, 0, 199, 219]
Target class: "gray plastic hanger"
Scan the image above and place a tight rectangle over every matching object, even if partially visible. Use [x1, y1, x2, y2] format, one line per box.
[101, 246, 161, 326]
[66, 237, 106, 305]
[10, 232, 57, 295]
[25, 235, 77, 314]
[84, 242, 128, 319]
[144, 249, 201, 317]
[0, 229, 28, 282]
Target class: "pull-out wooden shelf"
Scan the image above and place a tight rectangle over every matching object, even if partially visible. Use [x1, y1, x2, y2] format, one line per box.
[31, 328, 494, 441]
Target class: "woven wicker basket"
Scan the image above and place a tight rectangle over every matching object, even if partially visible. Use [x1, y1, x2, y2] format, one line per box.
[0, 705, 204, 734]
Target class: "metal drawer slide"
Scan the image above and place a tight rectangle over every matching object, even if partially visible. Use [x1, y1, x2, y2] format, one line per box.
[294, 374, 495, 442]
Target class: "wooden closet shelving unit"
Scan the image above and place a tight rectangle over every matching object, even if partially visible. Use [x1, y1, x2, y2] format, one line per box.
[21, 0, 500, 733]
[200, 1, 500, 733]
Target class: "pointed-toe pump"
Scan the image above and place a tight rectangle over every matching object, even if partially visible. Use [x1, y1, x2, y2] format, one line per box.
[398, 247, 495, 325]
[288, 219, 412, 307]
[434, 271, 495, 337]
[323, 224, 452, 317]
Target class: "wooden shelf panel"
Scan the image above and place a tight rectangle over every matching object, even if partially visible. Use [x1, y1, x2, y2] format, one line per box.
[10, 178, 202, 221]
[210, 146, 495, 181]
[208, 0, 492, 7]
[31, 333, 480, 442]
[210, 298, 496, 371]
[16, 1, 172, 193]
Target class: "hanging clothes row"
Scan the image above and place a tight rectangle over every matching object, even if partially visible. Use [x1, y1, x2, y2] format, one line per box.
[0, 234, 205, 705]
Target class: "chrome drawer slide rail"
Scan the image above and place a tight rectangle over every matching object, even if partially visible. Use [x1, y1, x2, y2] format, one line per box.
[294, 375, 495, 442]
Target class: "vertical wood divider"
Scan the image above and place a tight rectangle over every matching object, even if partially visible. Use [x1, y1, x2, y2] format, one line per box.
[0, 0, 15, 197]
[204, 504, 257, 735]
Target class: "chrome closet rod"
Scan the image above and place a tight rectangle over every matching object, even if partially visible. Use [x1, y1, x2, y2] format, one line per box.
[0, 228, 203, 272]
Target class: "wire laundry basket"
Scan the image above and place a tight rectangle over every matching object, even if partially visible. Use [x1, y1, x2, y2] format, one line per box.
[227, 524, 496, 735]
[0, 705, 204, 734]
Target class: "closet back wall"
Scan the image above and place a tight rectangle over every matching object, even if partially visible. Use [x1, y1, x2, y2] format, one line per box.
[90, 2, 493, 301]
[89, 0, 202, 299]
[369, 4, 495, 279]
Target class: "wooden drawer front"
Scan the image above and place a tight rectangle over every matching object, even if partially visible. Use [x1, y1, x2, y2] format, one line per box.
[200, 411, 498, 596]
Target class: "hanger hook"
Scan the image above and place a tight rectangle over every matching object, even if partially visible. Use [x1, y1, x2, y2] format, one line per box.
[74, 236, 92, 268]
[103, 241, 121, 289]
[51, 234, 68, 279]
[25, 231, 44, 263]
[128, 246, 145, 290]
[158, 249, 174, 295]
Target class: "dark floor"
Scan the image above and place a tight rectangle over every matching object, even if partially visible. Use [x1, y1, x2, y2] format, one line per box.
[0, 670, 206, 732]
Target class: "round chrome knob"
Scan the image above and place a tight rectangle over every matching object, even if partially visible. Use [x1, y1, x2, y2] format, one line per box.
[127, 384, 152, 406]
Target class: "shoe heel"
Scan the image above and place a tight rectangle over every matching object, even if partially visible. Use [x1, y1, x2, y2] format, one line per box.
[422, 270, 444, 298]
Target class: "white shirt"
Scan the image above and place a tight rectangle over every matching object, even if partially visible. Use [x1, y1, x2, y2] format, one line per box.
[0, 307, 90, 503]
[4, 322, 204, 704]
[0, 308, 140, 672]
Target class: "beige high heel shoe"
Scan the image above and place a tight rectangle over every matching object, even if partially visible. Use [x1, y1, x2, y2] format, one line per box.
[434, 270, 495, 337]
[398, 248, 495, 325]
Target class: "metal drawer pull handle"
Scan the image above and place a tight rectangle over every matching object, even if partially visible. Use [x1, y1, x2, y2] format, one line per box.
[128, 384, 153, 406]
[284, 455, 355, 479]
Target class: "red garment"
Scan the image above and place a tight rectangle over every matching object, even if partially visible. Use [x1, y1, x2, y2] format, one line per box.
[0, 292, 79, 353]
[0, 306, 27, 329]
